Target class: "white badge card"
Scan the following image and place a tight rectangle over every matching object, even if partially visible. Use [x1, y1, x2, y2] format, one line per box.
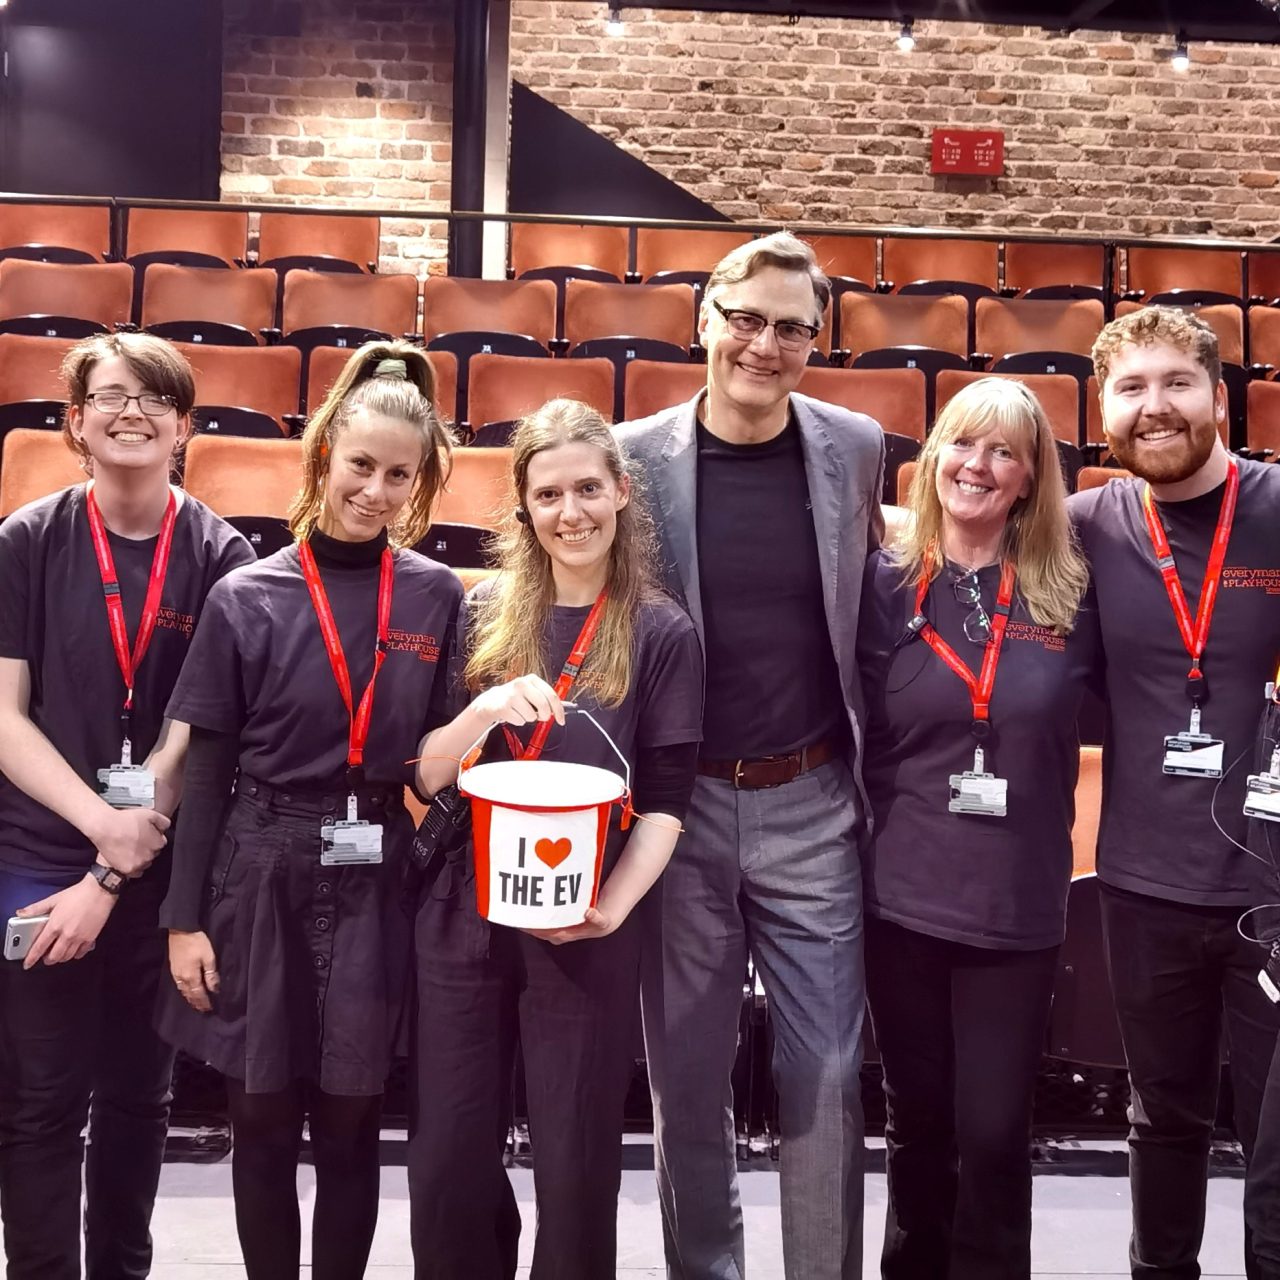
[1163, 705, 1224, 779]
[97, 764, 155, 809]
[1245, 774, 1280, 823]
[948, 747, 1008, 818]
[320, 820, 384, 866]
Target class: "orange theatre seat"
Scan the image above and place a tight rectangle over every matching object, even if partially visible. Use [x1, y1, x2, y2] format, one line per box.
[257, 212, 381, 275]
[465, 355, 615, 445]
[1084, 375, 1107, 462]
[802, 235, 877, 291]
[0, 428, 83, 516]
[1076, 465, 1132, 492]
[0, 260, 133, 340]
[175, 343, 303, 439]
[280, 269, 418, 367]
[1246, 379, 1280, 457]
[622, 361, 707, 421]
[0, 334, 76, 439]
[1121, 245, 1244, 306]
[563, 280, 696, 421]
[305, 345, 458, 430]
[433, 447, 513, 531]
[1248, 252, 1280, 307]
[1002, 240, 1106, 300]
[420, 276, 559, 416]
[183, 435, 304, 557]
[124, 206, 250, 271]
[634, 227, 755, 286]
[840, 291, 970, 422]
[509, 221, 629, 284]
[0, 202, 111, 264]
[141, 265, 277, 348]
[881, 236, 999, 302]
[975, 296, 1104, 381]
[1249, 305, 1280, 376]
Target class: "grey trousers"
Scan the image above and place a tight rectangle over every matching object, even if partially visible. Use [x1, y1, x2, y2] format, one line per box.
[641, 759, 866, 1280]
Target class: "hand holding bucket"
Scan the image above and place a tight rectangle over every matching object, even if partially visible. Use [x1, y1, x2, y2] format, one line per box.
[458, 709, 632, 930]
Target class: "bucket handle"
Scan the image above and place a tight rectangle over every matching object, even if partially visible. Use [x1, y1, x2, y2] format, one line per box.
[455, 706, 632, 797]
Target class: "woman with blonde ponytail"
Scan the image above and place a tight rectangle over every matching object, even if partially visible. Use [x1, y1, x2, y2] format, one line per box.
[407, 399, 704, 1279]
[156, 339, 462, 1279]
[857, 377, 1098, 1279]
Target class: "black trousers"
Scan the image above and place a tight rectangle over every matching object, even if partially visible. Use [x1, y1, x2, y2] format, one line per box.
[407, 883, 642, 1280]
[1101, 882, 1280, 1280]
[0, 873, 175, 1280]
[865, 914, 1058, 1280]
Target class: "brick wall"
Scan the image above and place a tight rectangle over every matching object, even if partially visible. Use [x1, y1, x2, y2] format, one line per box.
[220, 0, 454, 277]
[508, 3, 1280, 240]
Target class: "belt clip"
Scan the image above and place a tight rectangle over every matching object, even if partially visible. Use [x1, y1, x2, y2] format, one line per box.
[733, 759, 746, 790]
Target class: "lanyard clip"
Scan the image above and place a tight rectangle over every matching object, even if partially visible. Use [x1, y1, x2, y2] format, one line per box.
[1186, 668, 1206, 706]
[346, 764, 365, 792]
[970, 718, 991, 742]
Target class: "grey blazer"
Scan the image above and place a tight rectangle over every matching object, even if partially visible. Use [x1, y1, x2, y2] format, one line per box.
[615, 389, 886, 823]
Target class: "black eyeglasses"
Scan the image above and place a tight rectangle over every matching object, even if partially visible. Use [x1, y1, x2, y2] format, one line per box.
[952, 570, 992, 645]
[84, 391, 177, 417]
[710, 299, 820, 351]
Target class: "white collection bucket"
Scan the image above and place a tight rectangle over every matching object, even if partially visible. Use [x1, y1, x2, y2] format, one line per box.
[459, 710, 631, 929]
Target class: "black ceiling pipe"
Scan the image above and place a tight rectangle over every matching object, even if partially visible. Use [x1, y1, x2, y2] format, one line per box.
[449, 0, 489, 279]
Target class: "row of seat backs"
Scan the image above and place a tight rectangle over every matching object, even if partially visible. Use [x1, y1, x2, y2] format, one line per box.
[511, 223, 1280, 303]
[0, 204, 380, 273]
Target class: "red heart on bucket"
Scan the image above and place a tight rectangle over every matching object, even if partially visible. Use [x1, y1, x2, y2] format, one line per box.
[535, 837, 572, 869]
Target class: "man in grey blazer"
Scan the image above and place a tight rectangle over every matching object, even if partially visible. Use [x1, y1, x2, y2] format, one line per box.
[617, 231, 885, 1280]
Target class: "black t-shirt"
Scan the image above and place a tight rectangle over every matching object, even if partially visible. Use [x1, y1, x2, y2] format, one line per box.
[463, 585, 704, 853]
[696, 417, 843, 758]
[167, 545, 463, 790]
[0, 485, 254, 878]
[1069, 459, 1280, 906]
[858, 550, 1099, 949]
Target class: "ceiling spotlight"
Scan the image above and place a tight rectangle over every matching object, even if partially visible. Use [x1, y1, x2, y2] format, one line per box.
[1170, 31, 1190, 71]
[897, 17, 916, 52]
[606, 1, 624, 37]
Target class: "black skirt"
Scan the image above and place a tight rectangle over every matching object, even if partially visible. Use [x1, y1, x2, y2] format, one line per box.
[156, 777, 414, 1096]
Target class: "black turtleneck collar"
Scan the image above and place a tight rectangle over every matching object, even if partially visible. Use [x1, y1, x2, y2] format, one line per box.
[307, 526, 389, 568]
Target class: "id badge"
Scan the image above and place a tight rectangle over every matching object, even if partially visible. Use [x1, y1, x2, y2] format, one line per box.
[320, 820, 384, 866]
[96, 763, 155, 809]
[947, 747, 1007, 818]
[1162, 733, 1225, 778]
[1245, 773, 1280, 823]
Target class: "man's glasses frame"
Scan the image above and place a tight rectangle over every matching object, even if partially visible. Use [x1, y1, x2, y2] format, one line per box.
[709, 298, 821, 351]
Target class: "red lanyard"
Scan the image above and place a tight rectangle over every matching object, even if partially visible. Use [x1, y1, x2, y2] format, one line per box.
[298, 540, 395, 781]
[502, 591, 609, 762]
[86, 486, 178, 723]
[1140, 458, 1239, 701]
[914, 561, 1016, 735]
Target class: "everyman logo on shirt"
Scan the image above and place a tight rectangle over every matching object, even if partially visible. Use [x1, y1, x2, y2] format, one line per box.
[385, 629, 441, 663]
[1222, 567, 1280, 595]
[156, 607, 195, 637]
[1005, 621, 1066, 653]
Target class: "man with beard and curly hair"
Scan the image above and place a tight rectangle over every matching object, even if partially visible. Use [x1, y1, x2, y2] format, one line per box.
[1070, 305, 1280, 1279]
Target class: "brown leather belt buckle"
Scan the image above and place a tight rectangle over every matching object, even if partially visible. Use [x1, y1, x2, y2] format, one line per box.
[733, 754, 801, 790]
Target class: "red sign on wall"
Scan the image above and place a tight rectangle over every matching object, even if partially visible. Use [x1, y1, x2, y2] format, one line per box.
[930, 129, 1005, 176]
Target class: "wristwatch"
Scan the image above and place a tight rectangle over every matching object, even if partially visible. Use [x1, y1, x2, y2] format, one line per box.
[88, 862, 126, 896]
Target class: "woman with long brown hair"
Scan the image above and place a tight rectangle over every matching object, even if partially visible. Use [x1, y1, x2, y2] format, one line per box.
[858, 377, 1097, 1279]
[157, 340, 460, 1279]
[407, 398, 703, 1279]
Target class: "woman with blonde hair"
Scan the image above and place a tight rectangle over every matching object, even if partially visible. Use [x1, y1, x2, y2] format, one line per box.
[157, 340, 460, 1278]
[407, 398, 703, 1279]
[857, 377, 1097, 1279]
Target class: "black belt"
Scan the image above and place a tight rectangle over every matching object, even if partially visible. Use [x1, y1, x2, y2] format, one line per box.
[236, 774, 400, 820]
[696, 738, 840, 790]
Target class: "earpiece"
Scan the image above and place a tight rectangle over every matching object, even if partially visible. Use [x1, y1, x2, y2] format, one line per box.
[515, 508, 530, 525]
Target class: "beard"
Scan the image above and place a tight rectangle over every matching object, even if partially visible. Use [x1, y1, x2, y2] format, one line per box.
[1106, 412, 1218, 485]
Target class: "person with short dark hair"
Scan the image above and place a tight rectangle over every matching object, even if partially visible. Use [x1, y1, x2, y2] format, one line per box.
[1071, 306, 1280, 1279]
[859, 378, 1096, 1278]
[407, 398, 702, 1279]
[0, 332, 255, 1279]
[617, 231, 885, 1280]
[156, 340, 460, 1280]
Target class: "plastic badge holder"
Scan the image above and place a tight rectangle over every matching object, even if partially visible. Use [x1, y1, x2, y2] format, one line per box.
[97, 764, 155, 809]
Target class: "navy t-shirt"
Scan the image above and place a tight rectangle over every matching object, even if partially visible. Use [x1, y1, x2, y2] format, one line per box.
[0, 485, 254, 880]
[1069, 459, 1280, 906]
[695, 418, 844, 759]
[858, 550, 1099, 949]
[463, 584, 704, 850]
[168, 545, 463, 790]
